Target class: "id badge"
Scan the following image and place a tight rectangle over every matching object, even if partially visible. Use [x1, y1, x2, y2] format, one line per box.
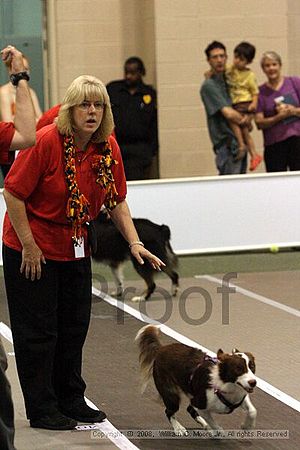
[74, 237, 85, 258]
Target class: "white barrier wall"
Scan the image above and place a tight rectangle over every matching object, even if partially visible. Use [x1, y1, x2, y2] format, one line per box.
[125, 172, 300, 254]
[0, 171, 300, 262]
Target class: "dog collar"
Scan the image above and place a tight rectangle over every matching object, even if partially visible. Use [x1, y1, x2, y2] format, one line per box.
[213, 388, 246, 414]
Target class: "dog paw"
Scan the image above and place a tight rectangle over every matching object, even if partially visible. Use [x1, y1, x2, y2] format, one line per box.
[171, 286, 179, 297]
[111, 289, 123, 298]
[195, 416, 209, 429]
[173, 425, 188, 436]
[131, 296, 146, 302]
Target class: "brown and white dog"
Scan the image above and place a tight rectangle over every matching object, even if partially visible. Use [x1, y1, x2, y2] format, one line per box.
[136, 325, 257, 435]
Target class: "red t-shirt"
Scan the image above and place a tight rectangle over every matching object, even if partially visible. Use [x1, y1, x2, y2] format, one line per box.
[3, 124, 127, 260]
[36, 104, 61, 131]
[0, 122, 15, 164]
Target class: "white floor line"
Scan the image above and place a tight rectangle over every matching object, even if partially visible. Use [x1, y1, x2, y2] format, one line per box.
[84, 398, 140, 450]
[92, 287, 300, 413]
[195, 274, 300, 318]
[0, 321, 140, 450]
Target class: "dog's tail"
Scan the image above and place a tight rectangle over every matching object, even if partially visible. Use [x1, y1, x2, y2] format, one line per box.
[135, 324, 161, 393]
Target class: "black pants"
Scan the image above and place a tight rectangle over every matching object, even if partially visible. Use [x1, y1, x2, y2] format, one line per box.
[264, 135, 300, 172]
[2, 245, 92, 420]
[0, 340, 16, 450]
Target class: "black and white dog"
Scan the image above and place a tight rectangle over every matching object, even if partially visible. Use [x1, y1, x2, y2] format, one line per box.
[136, 325, 257, 435]
[92, 213, 179, 302]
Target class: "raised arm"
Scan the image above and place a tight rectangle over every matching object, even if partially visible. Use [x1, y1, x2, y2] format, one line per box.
[1, 45, 36, 150]
[0, 84, 14, 121]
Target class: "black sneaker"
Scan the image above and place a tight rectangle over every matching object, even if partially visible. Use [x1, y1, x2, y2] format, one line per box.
[60, 398, 106, 423]
[30, 411, 77, 430]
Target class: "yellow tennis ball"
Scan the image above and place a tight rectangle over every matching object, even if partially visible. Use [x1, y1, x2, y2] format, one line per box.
[270, 245, 279, 253]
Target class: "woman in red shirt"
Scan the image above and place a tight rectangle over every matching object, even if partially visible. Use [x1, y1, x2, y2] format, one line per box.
[2, 75, 163, 431]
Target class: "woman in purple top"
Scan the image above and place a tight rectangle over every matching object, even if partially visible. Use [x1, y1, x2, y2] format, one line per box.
[255, 51, 300, 172]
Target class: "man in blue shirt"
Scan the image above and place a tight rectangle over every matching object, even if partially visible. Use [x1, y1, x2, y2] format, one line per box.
[200, 41, 248, 175]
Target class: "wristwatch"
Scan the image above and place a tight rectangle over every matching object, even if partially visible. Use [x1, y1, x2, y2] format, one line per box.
[10, 71, 30, 86]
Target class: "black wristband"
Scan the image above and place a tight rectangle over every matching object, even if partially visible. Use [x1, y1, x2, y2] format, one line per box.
[10, 71, 30, 86]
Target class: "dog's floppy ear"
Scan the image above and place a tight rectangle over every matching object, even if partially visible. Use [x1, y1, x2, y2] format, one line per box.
[217, 349, 225, 360]
[245, 352, 256, 374]
[232, 348, 240, 354]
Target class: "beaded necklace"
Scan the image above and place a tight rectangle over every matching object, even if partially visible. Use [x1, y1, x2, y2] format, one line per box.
[64, 134, 118, 245]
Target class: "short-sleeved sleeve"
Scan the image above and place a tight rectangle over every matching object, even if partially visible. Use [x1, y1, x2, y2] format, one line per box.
[4, 127, 53, 200]
[290, 77, 300, 104]
[200, 79, 231, 117]
[0, 122, 15, 164]
[248, 71, 259, 96]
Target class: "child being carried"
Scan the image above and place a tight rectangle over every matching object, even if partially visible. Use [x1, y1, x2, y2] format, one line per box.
[226, 41, 262, 171]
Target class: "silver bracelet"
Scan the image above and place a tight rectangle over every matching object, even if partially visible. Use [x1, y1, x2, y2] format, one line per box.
[129, 240, 144, 249]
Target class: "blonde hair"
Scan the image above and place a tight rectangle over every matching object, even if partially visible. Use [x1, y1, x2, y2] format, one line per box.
[260, 51, 282, 68]
[57, 75, 114, 142]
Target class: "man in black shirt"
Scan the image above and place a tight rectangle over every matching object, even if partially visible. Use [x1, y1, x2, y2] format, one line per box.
[107, 57, 159, 180]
